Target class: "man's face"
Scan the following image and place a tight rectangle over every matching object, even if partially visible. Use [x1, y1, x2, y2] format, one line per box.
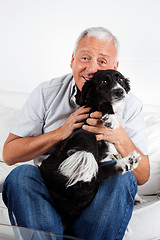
[70, 35, 119, 91]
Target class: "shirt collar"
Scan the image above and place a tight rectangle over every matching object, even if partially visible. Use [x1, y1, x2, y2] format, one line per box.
[70, 74, 79, 107]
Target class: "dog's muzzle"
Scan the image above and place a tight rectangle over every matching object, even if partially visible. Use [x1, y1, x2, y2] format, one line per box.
[112, 88, 125, 100]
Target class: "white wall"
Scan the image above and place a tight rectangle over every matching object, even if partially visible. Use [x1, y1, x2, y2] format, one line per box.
[0, 0, 160, 105]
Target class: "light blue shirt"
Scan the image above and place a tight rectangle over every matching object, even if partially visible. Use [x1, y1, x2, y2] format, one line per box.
[11, 73, 148, 165]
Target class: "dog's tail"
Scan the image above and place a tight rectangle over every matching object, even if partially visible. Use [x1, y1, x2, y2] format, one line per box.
[58, 151, 98, 187]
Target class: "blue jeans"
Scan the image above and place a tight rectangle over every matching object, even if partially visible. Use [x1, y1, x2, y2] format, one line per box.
[2, 164, 137, 240]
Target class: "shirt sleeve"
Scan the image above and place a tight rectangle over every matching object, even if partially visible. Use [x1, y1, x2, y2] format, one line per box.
[11, 84, 45, 137]
[123, 93, 148, 155]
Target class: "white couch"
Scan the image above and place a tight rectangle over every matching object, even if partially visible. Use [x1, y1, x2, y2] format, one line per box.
[0, 90, 160, 240]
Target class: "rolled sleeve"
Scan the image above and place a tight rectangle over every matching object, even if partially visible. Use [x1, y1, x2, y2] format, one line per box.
[11, 84, 45, 137]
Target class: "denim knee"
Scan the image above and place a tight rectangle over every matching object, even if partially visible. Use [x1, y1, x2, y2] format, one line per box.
[73, 172, 137, 240]
[115, 171, 138, 200]
[2, 164, 63, 233]
[2, 164, 39, 206]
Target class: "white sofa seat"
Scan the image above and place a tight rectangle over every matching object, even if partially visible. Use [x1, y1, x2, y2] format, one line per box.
[0, 193, 10, 225]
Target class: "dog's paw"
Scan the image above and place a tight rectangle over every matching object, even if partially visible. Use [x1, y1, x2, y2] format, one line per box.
[111, 153, 122, 160]
[102, 114, 109, 122]
[102, 114, 111, 128]
[102, 114, 120, 129]
[116, 150, 141, 174]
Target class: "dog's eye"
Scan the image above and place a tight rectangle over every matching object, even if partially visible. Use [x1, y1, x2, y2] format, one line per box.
[118, 78, 123, 83]
[101, 80, 107, 85]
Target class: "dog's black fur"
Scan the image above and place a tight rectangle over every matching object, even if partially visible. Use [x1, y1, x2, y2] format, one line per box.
[39, 69, 139, 233]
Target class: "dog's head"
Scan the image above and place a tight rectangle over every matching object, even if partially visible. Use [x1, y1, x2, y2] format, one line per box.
[80, 69, 130, 114]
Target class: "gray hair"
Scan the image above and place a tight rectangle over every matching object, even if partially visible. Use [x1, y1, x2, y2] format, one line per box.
[73, 27, 119, 63]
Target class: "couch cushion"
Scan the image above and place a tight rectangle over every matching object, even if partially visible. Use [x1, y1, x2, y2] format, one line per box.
[124, 195, 160, 240]
[138, 104, 160, 195]
[0, 90, 28, 110]
[0, 162, 17, 192]
[0, 193, 10, 225]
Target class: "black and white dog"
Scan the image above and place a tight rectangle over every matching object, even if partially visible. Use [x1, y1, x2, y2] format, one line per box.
[40, 69, 141, 232]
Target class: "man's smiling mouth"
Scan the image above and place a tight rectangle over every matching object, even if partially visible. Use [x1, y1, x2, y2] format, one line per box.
[83, 76, 91, 81]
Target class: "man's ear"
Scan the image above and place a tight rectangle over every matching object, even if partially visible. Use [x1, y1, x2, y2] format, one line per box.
[70, 53, 75, 68]
[114, 61, 119, 70]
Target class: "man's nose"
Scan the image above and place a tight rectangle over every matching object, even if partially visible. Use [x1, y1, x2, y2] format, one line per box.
[86, 60, 99, 74]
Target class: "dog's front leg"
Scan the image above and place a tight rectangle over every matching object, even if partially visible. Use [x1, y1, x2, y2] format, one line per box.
[115, 150, 141, 174]
[102, 114, 120, 129]
[98, 150, 141, 183]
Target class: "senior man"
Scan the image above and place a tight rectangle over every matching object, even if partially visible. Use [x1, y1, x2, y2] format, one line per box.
[3, 27, 150, 240]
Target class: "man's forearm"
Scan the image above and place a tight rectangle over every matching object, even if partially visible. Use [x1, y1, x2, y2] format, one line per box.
[3, 128, 63, 165]
[3, 107, 91, 166]
[114, 129, 150, 185]
[83, 119, 150, 186]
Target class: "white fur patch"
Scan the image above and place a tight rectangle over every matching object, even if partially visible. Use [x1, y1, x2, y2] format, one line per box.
[58, 151, 98, 187]
[102, 114, 120, 129]
[115, 150, 141, 174]
[102, 98, 125, 130]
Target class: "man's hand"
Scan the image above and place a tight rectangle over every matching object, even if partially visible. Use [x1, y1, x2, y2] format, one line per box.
[59, 106, 91, 140]
[82, 111, 150, 185]
[82, 111, 130, 145]
[82, 111, 134, 154]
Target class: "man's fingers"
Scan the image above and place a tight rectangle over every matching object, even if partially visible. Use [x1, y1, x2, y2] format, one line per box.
[69, 106, 90, 125]
[82, 124, 102, 134]
[82, 125, 105, 141]
[76, 106, 91, 115]
[74, 122, 84, 129]
[86, 118, 103, 126]
[96, 134, 104, 141]
[76, 113, 89, 123]
[90, 111, 102, 119]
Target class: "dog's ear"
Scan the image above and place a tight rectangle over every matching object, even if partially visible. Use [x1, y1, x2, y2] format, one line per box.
[114, 70, 131, 94]
[80, 80, 95, 108]
[118, 77, 130, 94]
[123, 78, 130, 93]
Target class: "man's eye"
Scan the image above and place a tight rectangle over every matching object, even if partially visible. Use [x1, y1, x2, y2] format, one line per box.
[99, 59, 107, 65]
[81, 56, 89, 62]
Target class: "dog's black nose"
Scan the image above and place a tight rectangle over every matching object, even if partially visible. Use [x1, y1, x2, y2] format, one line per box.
[113, 88, 124, 98]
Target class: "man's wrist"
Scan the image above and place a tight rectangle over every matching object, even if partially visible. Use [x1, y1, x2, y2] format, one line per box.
[114, 136, 135, 157]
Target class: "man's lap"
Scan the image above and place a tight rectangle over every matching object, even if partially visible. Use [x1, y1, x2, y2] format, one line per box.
[2, 164, 137, 239]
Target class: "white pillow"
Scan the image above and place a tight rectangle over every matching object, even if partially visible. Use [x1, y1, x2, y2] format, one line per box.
[0, 90, 28, 110]
[138, 105, 160, 195]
